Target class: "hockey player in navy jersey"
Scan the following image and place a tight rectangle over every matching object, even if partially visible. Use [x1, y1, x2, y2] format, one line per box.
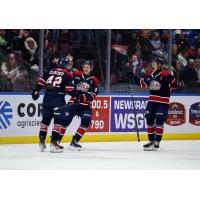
[132, 57, 177, 151]
[31, 57, 76, 153]
[53, 60, 99, 151]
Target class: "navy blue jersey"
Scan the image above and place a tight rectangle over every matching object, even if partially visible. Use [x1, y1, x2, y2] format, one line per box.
[69, 70, 99, 107]
[134, 70, 177, 104]
[35, 68, 75, 107]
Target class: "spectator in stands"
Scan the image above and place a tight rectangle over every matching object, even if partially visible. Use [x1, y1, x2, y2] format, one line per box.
[194, 31, 200, 49]
[160, 30, 169, 51]
[179, 59, 199, 86]
[44, 44, 62, 70]
[171, 59, 181, 82]
[0, 29, 9, 52]
[0, 53, 21, 91]
[194, 59, 200, 81]
[172, 44, 178, 62]
[195, 48, 200, 60]
[181, 29, 197, 48]
[138, 29, 154, 61]
[178, 48, 189, 69]
[23, 37, 39, 70]
[126, 53, 144, 77]
[175, 30, 188, 52]
[150, 31, 164, 58]
[12, 29, 29, 54]
[128, 30, 139, 57]
[0, 53, 20, 82]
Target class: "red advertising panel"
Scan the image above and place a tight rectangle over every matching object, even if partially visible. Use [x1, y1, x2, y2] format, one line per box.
[87, 96, 110, 132]
[166, 102, 186, 126]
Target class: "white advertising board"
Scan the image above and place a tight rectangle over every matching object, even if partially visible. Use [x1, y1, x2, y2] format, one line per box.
[0, 94, 199, 138]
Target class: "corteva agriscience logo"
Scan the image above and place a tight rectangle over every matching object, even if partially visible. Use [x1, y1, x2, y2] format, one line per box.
[0, 101, 13, 129]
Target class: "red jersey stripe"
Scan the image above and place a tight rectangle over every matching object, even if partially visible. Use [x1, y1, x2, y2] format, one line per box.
[148, 95, 169, 104]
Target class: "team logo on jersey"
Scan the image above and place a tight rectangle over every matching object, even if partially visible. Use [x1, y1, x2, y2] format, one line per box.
[0, 101, 13, 130]
[166, 102, 185, 126]
[76, 82, 90, 92]
[189, 102, 200, 126]
[149, 80, 161, 91]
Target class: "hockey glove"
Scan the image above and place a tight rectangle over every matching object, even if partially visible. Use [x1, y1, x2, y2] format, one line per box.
[31, 89, 40, 100]
[77, 93, 87, 103]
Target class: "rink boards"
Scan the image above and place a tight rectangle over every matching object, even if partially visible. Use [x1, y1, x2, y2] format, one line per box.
[0, 93, 200, 144]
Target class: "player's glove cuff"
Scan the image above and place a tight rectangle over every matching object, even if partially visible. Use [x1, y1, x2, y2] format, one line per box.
[31, 89, 40, 100]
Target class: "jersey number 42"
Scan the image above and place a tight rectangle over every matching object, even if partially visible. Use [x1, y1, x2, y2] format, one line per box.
[46, 75, 62, 88]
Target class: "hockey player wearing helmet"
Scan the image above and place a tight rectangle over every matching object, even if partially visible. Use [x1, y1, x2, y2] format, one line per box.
[31, 57, 77, 153]
[53, 60, 99, 151]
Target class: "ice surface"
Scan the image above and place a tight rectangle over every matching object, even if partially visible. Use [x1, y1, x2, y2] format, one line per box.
[0, 141, 200, 170]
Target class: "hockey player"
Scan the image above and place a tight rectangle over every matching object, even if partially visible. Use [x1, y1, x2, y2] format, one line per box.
[132, 57, 177, 151]
[53, 60, 99, 151]
[31, 57, 76, 152]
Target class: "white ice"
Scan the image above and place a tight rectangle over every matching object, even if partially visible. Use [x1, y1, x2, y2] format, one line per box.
[0, 141, 200, 170]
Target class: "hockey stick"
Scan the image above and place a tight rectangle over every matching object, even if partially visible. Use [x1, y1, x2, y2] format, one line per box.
[129, 73, 140, 142]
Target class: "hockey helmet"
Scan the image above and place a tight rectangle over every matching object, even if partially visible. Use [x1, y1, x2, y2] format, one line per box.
[58, 57, 72, 70]
[151, 57, 164, 65]
[82, 60, 94, 71]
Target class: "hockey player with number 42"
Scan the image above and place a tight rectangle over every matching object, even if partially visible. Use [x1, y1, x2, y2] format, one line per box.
[132, 57, 177, 151]
[53, 60, 99, 151]
[31, 57, 76, 153]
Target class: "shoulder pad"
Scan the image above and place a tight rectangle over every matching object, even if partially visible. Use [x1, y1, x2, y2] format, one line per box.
[92, 76, 100, 86]
[74, 70, 82, 76]
[64, 69, 74, 78]
[160, 71, 170, 77]
[146, 71, 152, 76]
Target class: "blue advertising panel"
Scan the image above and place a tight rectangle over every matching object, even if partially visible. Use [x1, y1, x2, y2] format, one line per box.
[111, 96, 148, 132]
[189, 102, 200, 126]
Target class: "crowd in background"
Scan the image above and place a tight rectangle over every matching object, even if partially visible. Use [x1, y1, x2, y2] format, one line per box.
[111, 29, 200, 88]
[0, 29, 200, 92]
[0, 29, 96, 91]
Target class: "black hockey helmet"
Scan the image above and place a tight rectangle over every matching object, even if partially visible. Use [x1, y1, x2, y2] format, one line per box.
[151, 57, 164, 65]
[58, 57, 72, 70]
[82, 60, 94, 71]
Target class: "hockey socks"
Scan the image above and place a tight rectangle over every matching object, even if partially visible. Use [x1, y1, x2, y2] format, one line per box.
[69, 127, 87, 150]
[155, 125, 164, 142]
[144, 125, 163, 151]
[39, 124, 48, 142]
[147, 125, 155, 141]
[73, 126, 87, 142]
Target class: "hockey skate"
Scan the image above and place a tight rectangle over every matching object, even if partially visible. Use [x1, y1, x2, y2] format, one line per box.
[50, 141, 64, 153]
[39, 136, 46, 152]
[69, 140, 82, 151]
[39, 142, 46, 152]
[143, 141, 155, 151]
[154, 141, 160, 151]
